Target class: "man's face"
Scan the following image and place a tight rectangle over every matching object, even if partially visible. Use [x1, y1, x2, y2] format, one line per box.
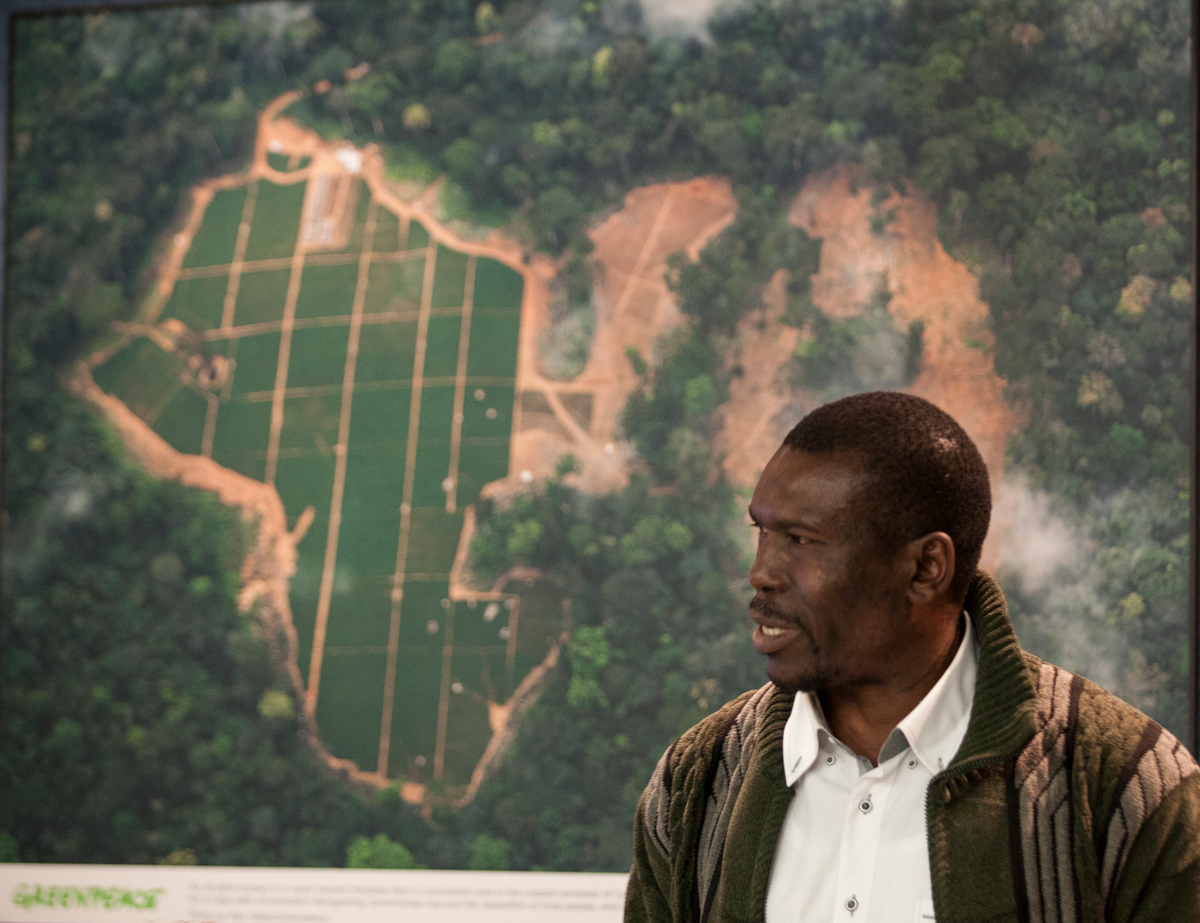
[747, 447, 913, 694]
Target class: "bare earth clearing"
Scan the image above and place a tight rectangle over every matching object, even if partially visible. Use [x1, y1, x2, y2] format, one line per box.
[719, 164, 1019, 568]
[510, 177, 737, 495]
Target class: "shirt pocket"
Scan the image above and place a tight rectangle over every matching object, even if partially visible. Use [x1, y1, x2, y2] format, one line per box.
[913, 898, 935, 922]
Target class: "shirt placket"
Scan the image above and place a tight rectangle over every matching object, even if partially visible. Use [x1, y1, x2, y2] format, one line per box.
[832, 754, 898, 921]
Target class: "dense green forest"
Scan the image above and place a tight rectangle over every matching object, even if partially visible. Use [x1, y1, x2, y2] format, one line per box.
[2, 0, 1191, 871]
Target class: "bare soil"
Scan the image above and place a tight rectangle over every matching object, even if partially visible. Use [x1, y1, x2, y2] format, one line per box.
[717, 270, 805, 489]
[509, 177, 737, 495]
[719, 164, 1020, 569]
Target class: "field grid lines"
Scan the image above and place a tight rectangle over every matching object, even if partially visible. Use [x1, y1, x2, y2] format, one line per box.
[91, 163, 535, 791]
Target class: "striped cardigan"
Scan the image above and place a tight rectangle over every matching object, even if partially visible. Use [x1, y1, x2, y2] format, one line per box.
[626, 571, 1200, 923]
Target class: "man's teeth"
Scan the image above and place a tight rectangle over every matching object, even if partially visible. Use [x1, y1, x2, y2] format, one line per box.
[760, 626, 786, 636]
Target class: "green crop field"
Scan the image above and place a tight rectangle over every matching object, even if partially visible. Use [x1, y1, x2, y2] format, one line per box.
[474, 257, 524, 310]
[407, 219, 430, 250]
[363, 259, 426, 314]
[151, 388, 210, 456]
[242, 180, 305, 261]
[92, 168, 537, 789]
[229, 332, 283, 395]
[265, 151, 312, 174]
[183, 186, 247, 269]
[373, 207, 400, 253]
[431, 246, 470, 309]
[93, 339, 183, 418]
[295, 263, 359, 320]
[234, 268, 291, 326]
[161, 274, 230, 330]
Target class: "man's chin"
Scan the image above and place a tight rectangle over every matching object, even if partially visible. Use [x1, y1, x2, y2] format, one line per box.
[765, 659, 822, 695]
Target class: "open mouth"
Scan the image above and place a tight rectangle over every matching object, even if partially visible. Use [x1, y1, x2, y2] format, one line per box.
[751, 622, 802, 654]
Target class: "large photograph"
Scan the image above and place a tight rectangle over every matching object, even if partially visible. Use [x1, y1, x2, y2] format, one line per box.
[2, 0, 1191, 875]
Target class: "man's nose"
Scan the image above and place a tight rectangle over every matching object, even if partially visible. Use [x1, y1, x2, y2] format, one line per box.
[748, 535, 785, 593]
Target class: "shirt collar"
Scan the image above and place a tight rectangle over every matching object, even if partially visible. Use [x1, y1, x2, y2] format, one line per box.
[781, 683, 827, 787]
[780, 611, 978, 787]
[890, 611, 978, 774]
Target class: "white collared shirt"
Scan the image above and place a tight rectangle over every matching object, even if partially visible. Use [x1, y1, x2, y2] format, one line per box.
[765, 614, 978, 923]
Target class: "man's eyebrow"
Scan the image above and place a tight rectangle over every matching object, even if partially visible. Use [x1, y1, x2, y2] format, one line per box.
[748, 507, 820, 532]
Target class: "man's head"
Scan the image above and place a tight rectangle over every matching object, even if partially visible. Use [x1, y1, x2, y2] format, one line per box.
[746, 392, 991, 694]
[781, 391, 991, 598]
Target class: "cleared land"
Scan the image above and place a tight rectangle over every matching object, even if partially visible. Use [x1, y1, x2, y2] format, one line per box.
[717, 164, 1018, 570]
[509, 177, 739, 494]
[92, 148, 533, 790]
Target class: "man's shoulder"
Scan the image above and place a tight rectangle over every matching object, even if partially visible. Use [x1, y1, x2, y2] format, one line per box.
[642, 682, 788, 810]
[1014, 653, 1200, 911]
[1020, 652, 1198, 810]
[636, 683, 790, 863]
[665, 682, 788, 776]
[1024, 652, 1190, 755]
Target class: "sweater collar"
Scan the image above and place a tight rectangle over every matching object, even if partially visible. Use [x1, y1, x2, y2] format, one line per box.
[950, 569, 1039, 767]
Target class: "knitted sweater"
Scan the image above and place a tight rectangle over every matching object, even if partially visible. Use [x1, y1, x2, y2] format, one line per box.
[625, 571, 1200, 923]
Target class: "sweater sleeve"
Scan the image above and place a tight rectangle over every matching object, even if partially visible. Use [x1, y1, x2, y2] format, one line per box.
[625, 739, 682, 922]
[1107, 771, 1200, 923]
[624, 689, 765, 922]
[625, 788, 676, 923]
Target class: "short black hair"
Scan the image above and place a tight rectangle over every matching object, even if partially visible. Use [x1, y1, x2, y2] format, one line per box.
[782, 391, 991, 602]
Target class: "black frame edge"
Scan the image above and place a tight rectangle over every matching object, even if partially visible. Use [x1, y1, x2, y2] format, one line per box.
[1190, 0, 1199, 757]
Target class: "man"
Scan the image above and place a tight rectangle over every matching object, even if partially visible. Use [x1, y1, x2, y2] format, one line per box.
[625, 391, 1200, 923]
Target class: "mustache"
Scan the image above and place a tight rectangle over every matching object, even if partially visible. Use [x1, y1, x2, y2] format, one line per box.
[748, 595, 802, 627]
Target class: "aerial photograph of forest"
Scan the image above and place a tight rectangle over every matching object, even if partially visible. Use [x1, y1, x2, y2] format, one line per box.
[0, 0, 1191, 874]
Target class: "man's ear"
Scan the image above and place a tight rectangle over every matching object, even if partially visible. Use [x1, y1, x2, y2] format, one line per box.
[907, 531, 955, 604]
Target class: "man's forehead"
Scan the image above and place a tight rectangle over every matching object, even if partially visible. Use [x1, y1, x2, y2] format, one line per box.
[751, 448, 872, 515]
[761, 446, 871, 483]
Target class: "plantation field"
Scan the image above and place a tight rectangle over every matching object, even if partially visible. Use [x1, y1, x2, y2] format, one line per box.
[92, 168, 531, 787]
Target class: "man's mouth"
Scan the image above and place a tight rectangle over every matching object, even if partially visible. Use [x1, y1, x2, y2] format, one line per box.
[751, 621, 801, 654]
[748, 597, 811, 654]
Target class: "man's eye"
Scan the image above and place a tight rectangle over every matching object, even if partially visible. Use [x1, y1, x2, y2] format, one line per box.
[788, 533, 811, 545]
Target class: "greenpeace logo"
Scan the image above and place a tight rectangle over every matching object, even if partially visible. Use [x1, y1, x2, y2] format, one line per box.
[12, 884, 165, 911]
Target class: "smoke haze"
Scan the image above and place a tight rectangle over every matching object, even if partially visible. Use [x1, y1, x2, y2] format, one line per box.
[994, 477, 1118, 695]
[638, 0, 736, 40]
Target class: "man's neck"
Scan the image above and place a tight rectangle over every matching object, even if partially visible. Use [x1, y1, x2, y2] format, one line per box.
[818, 611, 965, 765]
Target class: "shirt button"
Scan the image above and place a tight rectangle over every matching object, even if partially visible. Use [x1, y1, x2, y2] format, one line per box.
[907, 758, 918, 769]
[845, 895, 859, 914]
[859, 796, 872, 814]
[825, 754, 836, 765]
